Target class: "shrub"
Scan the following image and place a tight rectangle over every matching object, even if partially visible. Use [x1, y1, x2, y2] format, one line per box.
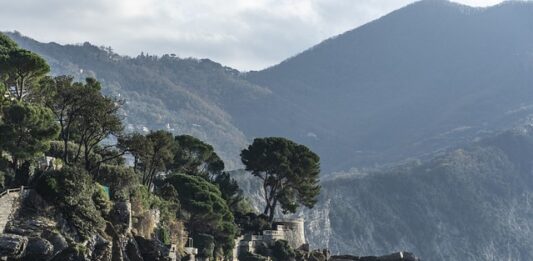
[35, 166, 106, 240]
[96, 164, 138, 201]
[271, 240, 296, 261]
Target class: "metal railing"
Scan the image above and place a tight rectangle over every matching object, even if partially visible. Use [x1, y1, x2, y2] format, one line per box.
[0, 186, 30, 198]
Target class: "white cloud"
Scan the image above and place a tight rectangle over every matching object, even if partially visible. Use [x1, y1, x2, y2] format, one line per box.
[0, 0, 505, 70]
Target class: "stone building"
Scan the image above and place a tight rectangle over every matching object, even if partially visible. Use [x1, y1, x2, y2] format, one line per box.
[233, 218, 306, 260]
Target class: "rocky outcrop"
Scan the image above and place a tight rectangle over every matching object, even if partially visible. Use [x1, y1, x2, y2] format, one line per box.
[23, 237, 54, 260]
[0, 233, 27, 257]
[331, 252, 419, 261]
[111, 202, 132, 235]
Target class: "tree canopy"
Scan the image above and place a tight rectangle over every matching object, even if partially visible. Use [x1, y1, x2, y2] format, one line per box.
[120, 130, 174, 188]
[241, 137, 321, 222]
[0, 48, 49, 101]
[167, 135, 224, 180]
[0, 102, 59, 171]
[166, 173, 237, 259]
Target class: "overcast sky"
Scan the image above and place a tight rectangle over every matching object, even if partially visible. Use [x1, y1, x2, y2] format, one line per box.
[0, 0, 505, 70]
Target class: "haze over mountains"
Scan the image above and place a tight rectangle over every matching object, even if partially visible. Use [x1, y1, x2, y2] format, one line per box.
[11, 0, 533, 173]
[245, 0, 533, 171]
[6, 1, 533, 259]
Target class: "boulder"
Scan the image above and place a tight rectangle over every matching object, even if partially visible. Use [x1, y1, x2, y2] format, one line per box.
[91, 236, 112, 261]
[22, 237, 53, 260]
[41, 230, 68, 256]
[111, 202, 132, 234]
[134, 236, 170, 261]
[125, 237, 143, 261]
[0, 233, 28, 258]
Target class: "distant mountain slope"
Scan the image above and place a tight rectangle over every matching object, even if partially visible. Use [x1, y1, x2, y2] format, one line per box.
[7, 32, 271, 168]
[303, 126, 533, 260]
[9, 0, 533, 173]
[246, 0, 533, 171]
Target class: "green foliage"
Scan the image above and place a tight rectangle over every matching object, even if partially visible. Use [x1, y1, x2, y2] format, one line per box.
[38, 75, 123, 170]
[95, 164, 138, 201]
[168, 135, 224, 180]
[0, 102, 59, 171]
[166, 173, 237, 257]
[46, 140, 79, 160]
[119, 130, 173, 187]
[271, 240, 296, 261]
[214, 172, 245, 213]
[234, 213, 271, 235]
[157, 226, 171, 245]
[130, 184, 179, 228]
[241, 137, 321, 221]
[72, 84, 123, 171]
[0, 33, 19, 53]
[0, 48, 49, 101]
[194, 233, 215, 258]
[35, 166, 106, 240]
[93, 183, 112, 215]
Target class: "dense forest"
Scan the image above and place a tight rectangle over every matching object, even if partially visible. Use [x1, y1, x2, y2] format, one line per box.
[0, 33, 323, 261]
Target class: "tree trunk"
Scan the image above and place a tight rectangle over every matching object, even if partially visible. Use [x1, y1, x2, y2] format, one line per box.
[268, 200, 277, 223]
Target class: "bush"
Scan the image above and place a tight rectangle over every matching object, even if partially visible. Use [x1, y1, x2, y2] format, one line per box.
[271, 240, 296, 261]
[194, 233, 215, 258]
[95, 164, 139, 201]
[35, 166, 106, 240]
[93, 183, 112, 215]
[166, 173, 238, 257]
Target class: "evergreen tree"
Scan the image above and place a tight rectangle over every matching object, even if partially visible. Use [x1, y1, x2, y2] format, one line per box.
[0, 102, 59, 172]
[167, 135, 224, 180]
[241, 137, 321, 222]
[120, 130, 174, 188]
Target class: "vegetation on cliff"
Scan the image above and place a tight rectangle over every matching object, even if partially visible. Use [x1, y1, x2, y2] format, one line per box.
[0, 32, 322, 260]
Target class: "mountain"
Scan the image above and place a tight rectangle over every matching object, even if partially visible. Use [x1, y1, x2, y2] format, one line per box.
[245, 0, 533, 171]
[231, 125, 533, 260]
[6, 31, 271, 169]
[301, 126, 533, 260]
[9, 1, 533, 173]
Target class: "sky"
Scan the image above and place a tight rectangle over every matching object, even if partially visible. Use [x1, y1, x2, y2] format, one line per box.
[0, 0, 505, 71]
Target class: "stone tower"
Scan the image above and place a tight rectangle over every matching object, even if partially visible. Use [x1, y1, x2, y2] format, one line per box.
[273, 218, 306, 249]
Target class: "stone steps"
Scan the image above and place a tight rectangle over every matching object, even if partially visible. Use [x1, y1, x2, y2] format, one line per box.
[0, 192, 19, 233]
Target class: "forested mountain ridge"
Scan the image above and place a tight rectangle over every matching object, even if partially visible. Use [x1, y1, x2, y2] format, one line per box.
[6, 31, 271, 169]
[302, 126, 533, 260]
[9, 1, 533, 173]
[245, 0, 533, 171]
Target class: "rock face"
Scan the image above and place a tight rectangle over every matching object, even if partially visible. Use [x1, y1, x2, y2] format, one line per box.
[22, 237, 54, 260]
[111, 201, 132, 235]
[0, 234, 27, 257]
[0, 190, 177, 261]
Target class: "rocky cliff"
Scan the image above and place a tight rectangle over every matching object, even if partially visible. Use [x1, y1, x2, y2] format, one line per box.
[0, 190, 178, 261]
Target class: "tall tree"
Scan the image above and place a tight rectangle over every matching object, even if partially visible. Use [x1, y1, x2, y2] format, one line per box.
[214, 172, 245, 213]
[69, 82, 124, 171]
[0, 82, 9, 117]
[166, 173, 237, 259]
[120, 130, 174, 188]
[38, 76, 98, 164]
[167, 135, 224, 180]
[0, 48, 49, 101]
[0, 33, 18, 53]
[0, 102, 59, 172]
[240, 137, 321, 222]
